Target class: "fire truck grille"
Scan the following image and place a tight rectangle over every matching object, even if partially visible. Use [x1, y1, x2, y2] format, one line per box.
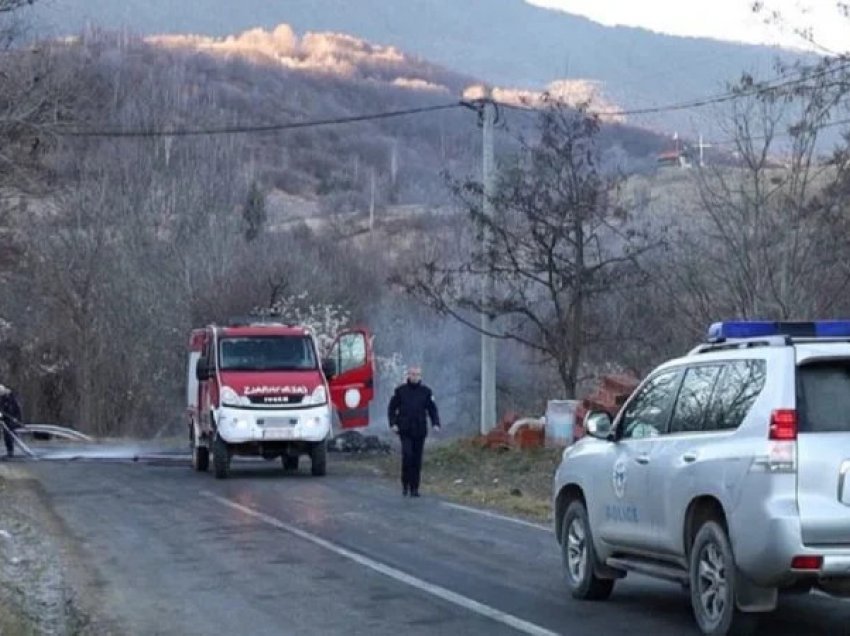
[248, 395, 304, 405]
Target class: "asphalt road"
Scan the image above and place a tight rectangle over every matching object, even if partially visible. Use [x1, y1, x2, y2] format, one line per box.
[13, 455, 850, 636]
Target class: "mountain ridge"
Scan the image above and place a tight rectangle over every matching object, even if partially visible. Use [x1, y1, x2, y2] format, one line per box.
[27, 0, 812, 138]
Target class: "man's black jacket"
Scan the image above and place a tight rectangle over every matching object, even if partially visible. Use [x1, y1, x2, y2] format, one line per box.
[0, 392, 22, 428]
[387, 381, 440, 438]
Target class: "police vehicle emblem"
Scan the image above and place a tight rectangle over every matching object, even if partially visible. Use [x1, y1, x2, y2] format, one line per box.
[613, 458, 627, 499]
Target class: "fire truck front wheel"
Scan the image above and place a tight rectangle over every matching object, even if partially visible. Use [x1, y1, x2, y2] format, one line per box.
[310, 441, 327, 477]
[192, 443, 209, 472]
[213, 436, 231, 479]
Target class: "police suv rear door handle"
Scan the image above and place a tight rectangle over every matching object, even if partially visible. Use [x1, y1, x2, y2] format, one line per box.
[635, 454, 650, 465]
[838, 460, 850, 504]
[682, 452, 698, 463]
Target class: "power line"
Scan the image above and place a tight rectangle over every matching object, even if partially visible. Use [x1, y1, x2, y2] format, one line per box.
[802, 116, 850, 131]
[598, 61, 850, 118]
[707, 115, 850, 147]
[59, 102, 465, 138]
[496, 61, 850, 119]
[52, 62, 850, 141]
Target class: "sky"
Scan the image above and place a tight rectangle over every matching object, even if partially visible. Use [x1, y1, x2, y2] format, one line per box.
[528, 0, 849, 53]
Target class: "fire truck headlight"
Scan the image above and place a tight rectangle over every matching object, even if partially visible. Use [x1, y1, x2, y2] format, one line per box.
[305, 385, 327, 406]
[221, 386, 249, 407]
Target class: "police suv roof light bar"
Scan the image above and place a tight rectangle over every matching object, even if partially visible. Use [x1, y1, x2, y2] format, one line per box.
[707, 320, 850, 342]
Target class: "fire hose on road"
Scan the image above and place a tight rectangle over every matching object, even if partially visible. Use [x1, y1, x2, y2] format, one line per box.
[1, 415, 98, 460]
[1, 415, 37, 459]
[0, 417, 187, 464]
[15, 424, 94, 443]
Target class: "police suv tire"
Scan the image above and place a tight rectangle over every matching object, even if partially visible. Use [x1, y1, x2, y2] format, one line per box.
[212, 436, 230, 479]
[562, 501, 615, 601]
[689, 521, 758, 636]
[310, 441, 327, 476]
[282, 455, 299, 471]
[192, 444, 209, 472]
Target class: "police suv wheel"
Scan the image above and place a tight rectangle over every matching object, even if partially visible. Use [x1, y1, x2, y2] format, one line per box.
[562, 501, 614, 601]
[212, 436, 230, 480]
[689, 521, 758, 636]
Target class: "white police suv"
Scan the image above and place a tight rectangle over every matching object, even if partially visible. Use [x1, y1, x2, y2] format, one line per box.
[553, 321, 850, 636]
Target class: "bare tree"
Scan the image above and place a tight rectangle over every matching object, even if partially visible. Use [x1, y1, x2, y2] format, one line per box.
[0, 0, 34, 12]
[23, 177, 114, 433]
[0, 2, 84, 296]
[654, 48, 850, 331]
[0, 0, 71, 193]
[242, 180, 268, 242]
[396, 100, 659, 397]
[0, 1, 29, 48]
[752, 1, 849, 56]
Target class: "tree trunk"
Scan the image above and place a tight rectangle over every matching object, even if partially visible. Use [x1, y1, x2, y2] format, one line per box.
[566, 218, 586, 401]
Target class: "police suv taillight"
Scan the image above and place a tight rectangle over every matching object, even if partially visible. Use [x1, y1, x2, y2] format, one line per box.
[759, 409, 798, 472]
[770, 409, 798, 441]
[791, 555, 823, 571]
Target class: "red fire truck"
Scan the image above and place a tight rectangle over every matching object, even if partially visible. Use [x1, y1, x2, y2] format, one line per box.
[186, 321, 374, 478]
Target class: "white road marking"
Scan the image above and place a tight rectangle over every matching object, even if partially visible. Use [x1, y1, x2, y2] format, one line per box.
[441, 502, 551, 532]
[203, 491, 562, 636]
[813, 589, 850, 602]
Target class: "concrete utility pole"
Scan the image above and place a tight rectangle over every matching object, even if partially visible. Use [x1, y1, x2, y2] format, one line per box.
[369, 168, 376, 233]
[698, 134, 713, 168]
[480, 95, 497, 435]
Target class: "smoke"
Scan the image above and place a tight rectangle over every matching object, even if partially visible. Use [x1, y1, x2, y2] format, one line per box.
[362, 295, 482, 438]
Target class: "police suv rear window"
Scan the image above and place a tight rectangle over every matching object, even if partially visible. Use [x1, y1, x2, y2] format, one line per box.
[704, 360, 766, 431]
[797, 361, 850, 433]
[669, 360, 766, 433]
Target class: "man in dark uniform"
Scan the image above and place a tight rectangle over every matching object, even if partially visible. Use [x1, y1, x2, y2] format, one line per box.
[0, 384, 23, 458]
[387, 366, 440, 497]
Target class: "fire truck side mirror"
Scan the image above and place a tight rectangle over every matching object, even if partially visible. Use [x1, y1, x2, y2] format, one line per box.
[321, 358, 337, 380]
[195, 356, 212, 381]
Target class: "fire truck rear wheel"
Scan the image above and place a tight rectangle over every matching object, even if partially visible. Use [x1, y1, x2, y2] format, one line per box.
[310, 441, 327, 477]
[213, 436, 230, 479]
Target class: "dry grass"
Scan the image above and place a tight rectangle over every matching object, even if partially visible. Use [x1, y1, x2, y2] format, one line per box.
[0, 602, 36, 636]
[342, 439, 562, 523]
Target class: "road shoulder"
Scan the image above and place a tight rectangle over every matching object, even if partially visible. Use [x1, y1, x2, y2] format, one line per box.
[334, 439, 560, 523]
[0, 463, 115, 635]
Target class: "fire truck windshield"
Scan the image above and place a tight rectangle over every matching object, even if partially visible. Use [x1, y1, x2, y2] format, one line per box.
[218, 336, 318, 371]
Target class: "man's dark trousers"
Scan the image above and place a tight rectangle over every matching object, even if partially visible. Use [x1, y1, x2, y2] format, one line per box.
[401, 435, 425, 493]
[2, 421, 16, 456]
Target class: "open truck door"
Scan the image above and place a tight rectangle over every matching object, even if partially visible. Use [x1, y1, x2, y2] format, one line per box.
[325, 328, 375, 429]
[187, 329, 207, 429]
[187, 328, 211, 472]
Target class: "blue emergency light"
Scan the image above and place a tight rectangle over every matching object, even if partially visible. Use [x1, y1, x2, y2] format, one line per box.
[707, 320, 850, 341]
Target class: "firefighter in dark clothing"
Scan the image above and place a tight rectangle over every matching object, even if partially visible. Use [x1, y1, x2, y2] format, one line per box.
[0, 384, 23, 458]
[387, 366, 440, 497]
